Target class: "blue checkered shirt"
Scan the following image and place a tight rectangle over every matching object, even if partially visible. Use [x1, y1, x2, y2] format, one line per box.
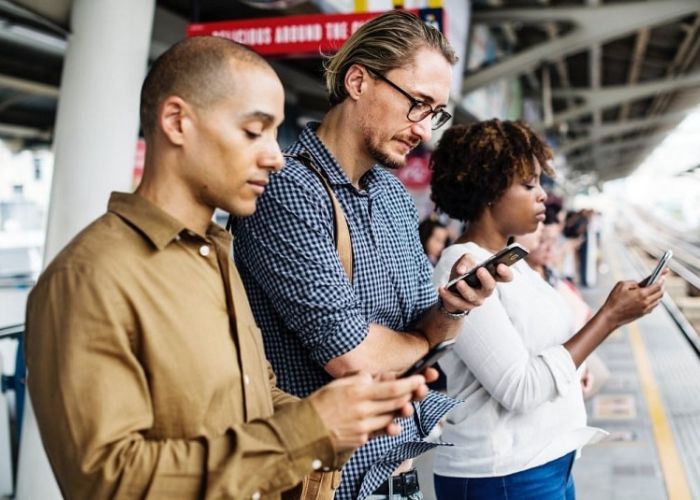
[233, 123, 458, 499]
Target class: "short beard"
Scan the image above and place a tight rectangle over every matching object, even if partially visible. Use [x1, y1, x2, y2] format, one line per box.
[362, 125, 406, 170]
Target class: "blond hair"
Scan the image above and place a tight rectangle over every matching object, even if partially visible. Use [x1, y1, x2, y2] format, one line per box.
[323, 10, 457, 106]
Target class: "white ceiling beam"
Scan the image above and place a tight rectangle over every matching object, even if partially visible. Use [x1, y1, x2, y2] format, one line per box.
[0, 73, 59, 97]
[462, 0, 700, 95]
[558, 110, 691, 154]
[0, 121, 51, 140]
[539, 70, 700, 128]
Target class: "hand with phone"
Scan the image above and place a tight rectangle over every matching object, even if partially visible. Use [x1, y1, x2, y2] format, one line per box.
[438, 244, 521, 315]
[399, 339, 455, 378]
[599, 251, 670, 330]
[639, 250, 672, 287]
[564, 251, 668, 367]
[308, 372, 430, 452]
[446, 243, 529, 291]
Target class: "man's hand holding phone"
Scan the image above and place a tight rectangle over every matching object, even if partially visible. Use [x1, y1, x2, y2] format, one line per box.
[308, 372, 431, 452]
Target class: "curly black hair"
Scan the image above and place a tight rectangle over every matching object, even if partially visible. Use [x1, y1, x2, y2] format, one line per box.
[430, 119, 554, 222]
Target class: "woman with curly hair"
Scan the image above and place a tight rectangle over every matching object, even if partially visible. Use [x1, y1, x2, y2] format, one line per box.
[428, 119, 666, 500]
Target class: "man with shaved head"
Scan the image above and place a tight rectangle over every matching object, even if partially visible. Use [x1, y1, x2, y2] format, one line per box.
[25, 36, 432, 499]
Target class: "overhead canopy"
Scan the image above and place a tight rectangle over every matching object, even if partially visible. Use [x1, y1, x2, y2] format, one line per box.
[464, 0, 700, 182]
[2, 0, 700, 182]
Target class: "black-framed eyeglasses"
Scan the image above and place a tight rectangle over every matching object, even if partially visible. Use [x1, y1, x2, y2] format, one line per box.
[367, 68, 452, 130]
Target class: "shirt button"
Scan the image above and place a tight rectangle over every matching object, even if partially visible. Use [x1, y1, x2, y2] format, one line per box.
[199, 245, 210, 257]
[244, 374, 250, 385]
[311, 459, 322, 470]
[251, 492, 261, 500]
[321, 466, 331, 472]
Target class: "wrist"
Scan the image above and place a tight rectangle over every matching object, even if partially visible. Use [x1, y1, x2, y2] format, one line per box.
[437, 297, 469, 319]
[596, 306, 621, 332]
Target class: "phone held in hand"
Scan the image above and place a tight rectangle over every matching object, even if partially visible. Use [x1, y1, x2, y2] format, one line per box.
[639, 250, 672, 287]
[399, 339, 456, 378]
[445, 243, 529, 291]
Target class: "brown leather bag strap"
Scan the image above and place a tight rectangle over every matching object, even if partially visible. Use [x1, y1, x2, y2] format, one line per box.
[226, 152, 353, 283]
[282, 470, 342, 500]
[286, 152, 353, 283]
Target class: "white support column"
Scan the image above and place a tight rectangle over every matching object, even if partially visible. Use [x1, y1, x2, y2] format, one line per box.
[17, 1, 155, 498]
[428, 0, 469, 147]
[43, 0, 155, 264]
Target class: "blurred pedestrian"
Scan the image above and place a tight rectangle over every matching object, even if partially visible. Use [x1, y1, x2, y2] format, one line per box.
[419, 217, 450, 266]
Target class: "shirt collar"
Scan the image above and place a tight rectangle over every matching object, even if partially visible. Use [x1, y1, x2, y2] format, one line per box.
[108, 192, 231, 250]
[298, 122, 383, 194]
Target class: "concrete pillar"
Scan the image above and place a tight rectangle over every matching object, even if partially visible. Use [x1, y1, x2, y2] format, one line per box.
[427, 0, 469, 148]
[17, 1, 155, 498]
[43, 0, 155, 264]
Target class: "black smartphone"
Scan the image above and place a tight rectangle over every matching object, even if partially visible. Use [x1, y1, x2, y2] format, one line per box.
[446, 243, 529, 291]
[639, 250, 672, 287]
[399, 339, 456, 378]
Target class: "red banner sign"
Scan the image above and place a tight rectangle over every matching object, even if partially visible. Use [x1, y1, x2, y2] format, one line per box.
[396, 150, 433, 189]
[187, 9, 444, 57]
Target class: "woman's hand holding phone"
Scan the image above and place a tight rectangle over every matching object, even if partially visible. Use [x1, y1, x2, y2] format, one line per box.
[599, 250, 671, 327]
[601, 271, 667, 329]
[639, 250, 672, 287]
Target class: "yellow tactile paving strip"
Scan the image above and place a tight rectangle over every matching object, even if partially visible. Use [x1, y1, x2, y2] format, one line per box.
[610, 248, 693, 500]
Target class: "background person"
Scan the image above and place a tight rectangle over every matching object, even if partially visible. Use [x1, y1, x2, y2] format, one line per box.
[418, 216, 451, 393]
[515, 220, 610, 399]
[428, 119, 666, 500]
[418, 217, 450, 267]
[24, 37, 433, 500]
[233, 11, 511, 500]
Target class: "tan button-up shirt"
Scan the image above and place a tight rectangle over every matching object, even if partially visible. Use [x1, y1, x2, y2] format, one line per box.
[25, 192, 338, 499]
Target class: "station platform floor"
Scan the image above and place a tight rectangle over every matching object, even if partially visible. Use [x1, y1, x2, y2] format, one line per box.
[415, 237, 700, 500]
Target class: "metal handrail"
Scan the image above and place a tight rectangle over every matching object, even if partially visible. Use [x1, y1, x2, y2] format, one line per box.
[0, 324, 23, 340]
[625, 244, 700, 358]
[619, 205, 700, 291]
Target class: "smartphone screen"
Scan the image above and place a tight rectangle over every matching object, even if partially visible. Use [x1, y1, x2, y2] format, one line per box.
[639, 250, 672, 287]
[399, 339, 455, 378]
[446, 243, 529, 291]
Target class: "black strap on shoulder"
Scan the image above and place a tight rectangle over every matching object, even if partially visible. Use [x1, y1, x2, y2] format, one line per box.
[225, 213, 235, 233]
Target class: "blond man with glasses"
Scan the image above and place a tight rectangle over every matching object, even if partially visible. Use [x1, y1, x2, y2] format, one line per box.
[234, 11, 512, 500]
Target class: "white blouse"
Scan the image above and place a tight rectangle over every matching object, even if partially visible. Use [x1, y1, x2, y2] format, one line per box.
[433, 242, 605, 478]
